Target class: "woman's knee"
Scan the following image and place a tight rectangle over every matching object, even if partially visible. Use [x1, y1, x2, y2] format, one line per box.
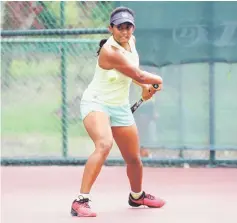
[125, 155, 142, 165]
[95, 139, 113, 157]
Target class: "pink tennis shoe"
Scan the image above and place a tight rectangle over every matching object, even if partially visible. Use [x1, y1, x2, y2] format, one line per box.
[128, 191, 165, 208]
[71, 192, 165, 217]
[71, 196, 96, 217]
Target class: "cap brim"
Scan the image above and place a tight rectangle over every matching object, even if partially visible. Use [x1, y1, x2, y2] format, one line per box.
[112, 19, 135, 26]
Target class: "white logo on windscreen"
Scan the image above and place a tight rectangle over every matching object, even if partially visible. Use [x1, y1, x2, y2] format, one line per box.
[173, 19, 237, 47]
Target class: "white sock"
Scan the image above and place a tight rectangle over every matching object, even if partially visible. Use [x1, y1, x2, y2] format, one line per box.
[131, 190, 143, 199]
[77, 193, 91, 200]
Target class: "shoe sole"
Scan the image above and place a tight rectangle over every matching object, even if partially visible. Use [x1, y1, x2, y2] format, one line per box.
[129, 199, 165, 208]
[129, 199, 141, 207]
[71, 208, 96, 217]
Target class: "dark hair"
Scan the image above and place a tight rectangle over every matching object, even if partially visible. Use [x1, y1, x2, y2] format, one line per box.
[97, 39, 108, 56]
[97, 7, 134, 56]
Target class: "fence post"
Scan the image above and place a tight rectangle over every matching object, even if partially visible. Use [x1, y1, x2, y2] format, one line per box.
[209, 62, 216, 164]
[206, 2, 216, 165]
[178, 65, 184, 159]
[60, 1, 68, 158]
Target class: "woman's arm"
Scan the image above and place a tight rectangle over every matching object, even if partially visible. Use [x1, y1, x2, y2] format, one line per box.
[99, 45, 163, 86]
[132, 79, 147, 88]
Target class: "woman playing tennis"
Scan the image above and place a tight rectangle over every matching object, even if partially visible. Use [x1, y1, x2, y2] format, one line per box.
[71, 6, 165, 217]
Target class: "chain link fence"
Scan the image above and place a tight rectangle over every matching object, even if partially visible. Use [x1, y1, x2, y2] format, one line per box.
[2, 1, 114, 30]
[1, 1, 117, 161]
[1, 1, 237, 166]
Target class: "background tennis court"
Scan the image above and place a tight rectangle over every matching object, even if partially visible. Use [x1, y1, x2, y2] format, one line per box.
[2, 166, 237, 223]
[1, 1, 237, 222]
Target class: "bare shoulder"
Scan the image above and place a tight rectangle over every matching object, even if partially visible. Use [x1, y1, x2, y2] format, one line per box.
[100, 44, 124, 63]
[98, 44, 122, 69]
[100, 44, 118, 58]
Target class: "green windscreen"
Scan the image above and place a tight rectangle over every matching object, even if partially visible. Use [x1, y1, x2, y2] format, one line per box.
[121, 1, 237, 66]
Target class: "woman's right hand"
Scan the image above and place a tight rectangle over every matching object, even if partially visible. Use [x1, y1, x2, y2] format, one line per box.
[141, 85, 154, 101]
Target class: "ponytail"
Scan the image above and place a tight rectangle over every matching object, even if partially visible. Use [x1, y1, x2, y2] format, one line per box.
[97, 39, 107, 56]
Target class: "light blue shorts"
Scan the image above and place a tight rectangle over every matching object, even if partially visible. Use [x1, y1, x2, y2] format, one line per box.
[80, 100, 135, 127]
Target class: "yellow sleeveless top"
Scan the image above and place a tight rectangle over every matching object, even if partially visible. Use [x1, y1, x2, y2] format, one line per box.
[81, 35, 139, 105]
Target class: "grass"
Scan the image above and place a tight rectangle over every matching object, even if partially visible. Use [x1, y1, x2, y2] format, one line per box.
[2, 103, 60, 134]
[2, 99, 88, 137]
[9, 59, 60, 78]
[1, 56, 93, 157]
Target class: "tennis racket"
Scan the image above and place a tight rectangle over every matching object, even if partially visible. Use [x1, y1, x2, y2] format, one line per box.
[131, 84, 159, 113]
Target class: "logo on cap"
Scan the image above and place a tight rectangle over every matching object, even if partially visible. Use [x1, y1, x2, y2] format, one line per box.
[121, 12, 129, 18]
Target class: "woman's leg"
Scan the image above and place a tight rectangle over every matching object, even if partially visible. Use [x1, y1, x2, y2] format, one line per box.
[112, 124, 165, 208]
[80, 111, 113, 193]
[112, 124, 142, 192]
[135, 113, 152, 157]
[71, 111, 113, 217]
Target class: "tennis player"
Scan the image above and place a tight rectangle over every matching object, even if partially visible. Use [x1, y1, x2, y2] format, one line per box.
[71, 6, 165, 217]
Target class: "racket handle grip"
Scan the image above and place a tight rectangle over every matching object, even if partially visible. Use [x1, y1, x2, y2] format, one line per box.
[152, 84, 159, 89]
